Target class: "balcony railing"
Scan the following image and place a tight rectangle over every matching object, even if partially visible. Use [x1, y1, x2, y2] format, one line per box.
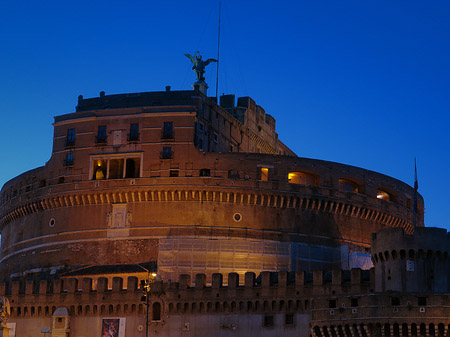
[128, 133, 140, 142]
[95, 136, 107, 144]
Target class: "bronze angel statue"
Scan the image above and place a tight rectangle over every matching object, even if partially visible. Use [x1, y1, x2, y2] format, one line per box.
[185, 51, 217, 82]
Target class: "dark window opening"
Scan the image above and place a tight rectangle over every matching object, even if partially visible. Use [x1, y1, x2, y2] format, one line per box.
[170, 170, 179, 177]
[418, 297, 427, 306]
[64, 152, 74, 166]
[161, 147, 173, 159]
[39, 179, 46, 188]
[152, 302, 161, 321]
[96, 125, 107, 143]
[125, 158, 140, 178]
[228, 170, 240, 179]
[351, 298, 359, 307]
[57, 177, 65, 184]
[199, 169, 211, 177]
[109, 159, 124, 179]
[128, 123, 139, 141]
[264, 315, 274, 327]
[391, 297, 400, 306]
[162, 122, 174, 139]
[65, 128, 75, 147]
[285, 314, 294, 325]
[329, 300, 336, 308]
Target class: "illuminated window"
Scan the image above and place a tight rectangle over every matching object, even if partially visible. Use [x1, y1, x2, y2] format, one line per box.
[260, 167, 269, 181]
[66, 128, 75, 147]
[377, 190, 390, 201]
[288, 171, 316, 185]
[338, 179, 359, 193]
[92, 156, 141, 180]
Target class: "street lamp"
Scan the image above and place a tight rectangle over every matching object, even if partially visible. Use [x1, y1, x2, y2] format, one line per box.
[141, 270, 157, 337]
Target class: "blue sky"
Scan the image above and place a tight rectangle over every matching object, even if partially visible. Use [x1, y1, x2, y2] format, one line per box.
[0, 1, 449, 229]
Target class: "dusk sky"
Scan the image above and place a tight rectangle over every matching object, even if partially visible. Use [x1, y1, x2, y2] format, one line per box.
[0, 1, 449, 230]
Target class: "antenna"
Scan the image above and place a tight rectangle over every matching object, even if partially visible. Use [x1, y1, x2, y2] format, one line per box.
[215, 0, 222, 100]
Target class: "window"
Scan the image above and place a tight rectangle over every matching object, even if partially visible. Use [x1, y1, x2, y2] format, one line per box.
[96, 125, 107, 143]
[263, 315, 274, 327]
[418, 297, 427, 306]
[170, 170, 179, 177]
[260, 167, 269, 181]
[228, 170, 240, 179]
[199, 168, 211, 177]
[285, 314, 294, 325]
[329, 300, 337, 308]
[128, 123, 139, 141]
[161, 147, 173, 159]
[288, 171, 317, 185]
[377, 189, 390, 201]
[351, 298, 359, 307]
[64, 152, 74, 166]
[66, 128, 75, 147]
[162, 122, 173, 139]
[338, 179, 359, 193]
[391, 297, 400, 306]
[152, 302, 161, 321]
[92, 156, 141, 180]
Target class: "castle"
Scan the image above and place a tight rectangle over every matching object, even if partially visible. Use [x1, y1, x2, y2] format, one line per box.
[1, 84, 444, 337]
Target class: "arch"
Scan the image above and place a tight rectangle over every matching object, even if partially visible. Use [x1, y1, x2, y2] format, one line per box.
[377, 189, 391, 201]
[400, 250, 406, 259]
[330, 325, 337, 337]
[31, 306, 35, 316]
[207, 302, 212, 313]
[123, 304, 128, 313]
[420, 323, 426, 337]
[288, 171, 318, 186]
[183, 303, 189, 313]
[391, 250, 397, 260]
[168, 303, 174, 314]
[131, 304, 136, 313]
[337, 325, 345, 337]
[429, 323, 436, 337]
[323, 326, 330, 337]
[247, 301, 252, 312]
[239, 301, 244, 312]
[279, 300, 285, 311]
[411, 324, 417, 337]
[199, 302, 205, 313]
[314, 326, 322, 337]
[138, 304, 143, 315]
[338, 178, 360, 193]
[384, 323, 391, 337]
[215, 302, 220, 313]
[38, 306, 42, 316]
[176, 303, 181, 313]
[115, 304, 121, 314]
[271, 300, 276, 311]
[191, 302, 197, 312]
[288, 300, 293, 311]
[438, 323, 445, 337]
[296, 300, 302, 311]
[223, 301, 229, 312]
[77, 305, 82, 315]
[85, 305, 90, 315]
[409, 250, 416, 259]
[93, 305, 98, 315]
[108, 304, 113, 315]
[379, 253, 385, 262]
[231, 301, 236, 312]
[402, 323, 408, 336]
[45, 306, 49, 317]
[152, 302, 161, 321]
[305, 299, 309, 310]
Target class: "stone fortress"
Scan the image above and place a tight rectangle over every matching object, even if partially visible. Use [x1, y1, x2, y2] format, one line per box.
[1, 82, 446, 337]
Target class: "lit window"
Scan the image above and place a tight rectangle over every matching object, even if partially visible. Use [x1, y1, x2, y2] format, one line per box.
[288, 171, 316, 185]
[92, 156, 141, 180]
[260, 167, 269, 181]
[66, 128, 75, 147]
[128, 123, 139, 141]
[162, 122, 174, 139]
[93, 159, 107, 180]
[377, 190, 390, 201]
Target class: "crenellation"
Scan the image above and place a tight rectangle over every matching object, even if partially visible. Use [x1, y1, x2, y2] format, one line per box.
[81, 278, 92, 292]
[211, 273, 222, 288]
[179, 274, 191, 289]
[96, 277, 107, 292]
[112, 277, 123, 292]
[195, 273, 206, 288]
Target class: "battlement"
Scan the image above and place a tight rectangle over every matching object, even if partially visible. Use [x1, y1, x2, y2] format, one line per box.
[0, 269, 373, 297]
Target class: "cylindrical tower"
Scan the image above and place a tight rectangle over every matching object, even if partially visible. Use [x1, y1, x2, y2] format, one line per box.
[372, 227, 450, 293]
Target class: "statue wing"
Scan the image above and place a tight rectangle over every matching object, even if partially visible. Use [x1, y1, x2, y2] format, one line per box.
[184, 53, 195, 64]
[204, 58, 218, 66]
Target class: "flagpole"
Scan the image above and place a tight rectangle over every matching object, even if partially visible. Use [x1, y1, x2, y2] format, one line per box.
[413, 158, 418, 228]
[215, 0, 221, 100]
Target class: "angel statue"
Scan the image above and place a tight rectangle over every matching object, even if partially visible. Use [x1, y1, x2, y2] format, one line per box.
[184, 51, 217, 83]
[0, 296, 10, 327]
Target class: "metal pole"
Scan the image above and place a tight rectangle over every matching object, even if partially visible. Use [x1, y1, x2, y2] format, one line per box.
[146, 285, 149, 337]
[215, 0, 222, 100]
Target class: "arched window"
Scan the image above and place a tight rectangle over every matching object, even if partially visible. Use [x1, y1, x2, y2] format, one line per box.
[152, 302, 161, 321]
[288, 171, 317, 186]
[338, 179, 359, 193]
[377, 189, 390, 201]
